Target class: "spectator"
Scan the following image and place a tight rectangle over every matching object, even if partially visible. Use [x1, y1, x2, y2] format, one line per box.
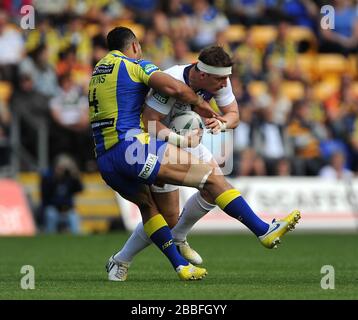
[264, 0, 318, 29]
[49, 73, 94, 170]
[41, 154, 83, 234]
[263, 20, 301, 80]
[226, 0, 265, 26]
[189, 0, 229, 52]
[25, 15, 61, 66]
[0, 10, 24, 83]
[160, 38, 191, 70]
[237, 148, 267, 176]
[141, 27, 173, 67]
[61, 15, 92, 65]
[91, 12, 113, 67]
[320, 0, 358, 55]
[10, 72, 50, 162]
[319, 150, 354, 180]
[56, 46, 92, 90]
[123, 0, 160, 26]
[162, 0, 194, 40]
[286, 99, 325, 175]
[233, 30, 263, 85]
[19, 44, 59, 98]
[275, 157, 292, 176]
[233, 103, 254, 152]
[255, 72, 292, 126]
[256, 107, 291, 175]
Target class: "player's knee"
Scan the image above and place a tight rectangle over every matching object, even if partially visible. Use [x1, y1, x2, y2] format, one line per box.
[183, 163, 214, 188]
[203, 170, 231, 191]
[199, 189, 214, 204]
[166, 214, 179, 229]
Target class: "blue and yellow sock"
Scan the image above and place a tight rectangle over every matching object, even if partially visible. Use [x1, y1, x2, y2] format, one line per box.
[216, 189, 269, 236]
[144, 214, 189, 269]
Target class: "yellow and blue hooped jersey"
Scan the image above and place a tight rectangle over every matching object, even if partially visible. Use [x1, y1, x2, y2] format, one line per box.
[88, 50, 160, 157]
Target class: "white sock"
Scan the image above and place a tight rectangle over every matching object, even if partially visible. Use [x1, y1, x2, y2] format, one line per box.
[114, 222, 151, 264]
[172, 191, 216, 242]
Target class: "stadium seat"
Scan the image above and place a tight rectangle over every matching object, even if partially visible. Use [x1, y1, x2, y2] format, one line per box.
[85, 23, 100, 37]
[313, 80, 339, 101]
[282, 81, 305, 101]
[224, 24, 246, 43]
[247, 81, 267, 97]
[250, 25, 277, 49]
[316, 54, 348, 78]
[347, 55, 358, 77]
[0, 81, 13, 104]
[296, 54, 316, 80]
[287, 26, 317, 51]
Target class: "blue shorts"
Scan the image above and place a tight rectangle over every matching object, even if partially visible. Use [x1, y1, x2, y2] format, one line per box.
[97, 133, 167, 196]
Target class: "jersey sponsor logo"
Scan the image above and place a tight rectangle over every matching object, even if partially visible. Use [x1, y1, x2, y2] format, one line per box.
[91, 118, 115, 129]
[143, 63, 159, 75]
[92, 64, 114, 76]
[139, 153, 158, 180]
[153, 92, 169, 104]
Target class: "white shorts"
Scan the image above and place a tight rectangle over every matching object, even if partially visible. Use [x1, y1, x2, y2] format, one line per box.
[151, 144, 213, 193]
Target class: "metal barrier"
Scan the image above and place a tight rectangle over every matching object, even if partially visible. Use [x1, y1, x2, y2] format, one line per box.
[9, 109, 49, 174]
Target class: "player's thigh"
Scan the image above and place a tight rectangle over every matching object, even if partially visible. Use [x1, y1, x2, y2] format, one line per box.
[152, 189, 180, 228]
[156, 143, 214, 188]
[99, 166, 159, 222]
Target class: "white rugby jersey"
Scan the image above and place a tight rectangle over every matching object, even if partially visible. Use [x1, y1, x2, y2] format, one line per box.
[145, 64, 235, 126]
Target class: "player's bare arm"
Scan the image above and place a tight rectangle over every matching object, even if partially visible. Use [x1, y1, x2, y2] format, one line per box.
[205, 100, 240, 134]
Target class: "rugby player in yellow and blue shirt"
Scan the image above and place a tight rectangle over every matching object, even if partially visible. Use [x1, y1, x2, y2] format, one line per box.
[90, 27, 214, 280]
[90, 27, 301, 282]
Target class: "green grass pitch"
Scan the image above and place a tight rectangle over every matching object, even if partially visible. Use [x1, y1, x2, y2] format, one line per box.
[0, 233, 357, 300]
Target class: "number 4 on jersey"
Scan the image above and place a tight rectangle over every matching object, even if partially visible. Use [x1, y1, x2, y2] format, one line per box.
[89, 88, 99, 113]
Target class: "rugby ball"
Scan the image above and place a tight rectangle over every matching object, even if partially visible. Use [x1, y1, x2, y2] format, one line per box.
[169, 111, 204, 135]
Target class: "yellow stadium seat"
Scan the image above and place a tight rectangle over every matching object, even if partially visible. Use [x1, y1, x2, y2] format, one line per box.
[287, 26, 316, 50]
[297, 54, 316, 80]
[224, 24, 246, 43]
[316, 54, 348, 78]
[313, 80, 339, 101]
[347, 55, 358, 77]
[0, 81, 13, 104]
[250, 25, 277, 49]
[85, 23, 100, 37]
[282, 81, 305, 101]
[248, 81, 267, 97]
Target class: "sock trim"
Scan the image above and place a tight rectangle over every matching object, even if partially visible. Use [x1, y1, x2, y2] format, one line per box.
[143, 214, 167, 237]
[215, 189, 241, 209]
[196, 192, 216, 211]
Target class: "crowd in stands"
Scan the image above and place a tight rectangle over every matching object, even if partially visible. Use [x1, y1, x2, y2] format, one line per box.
[0, 0, 358, 179]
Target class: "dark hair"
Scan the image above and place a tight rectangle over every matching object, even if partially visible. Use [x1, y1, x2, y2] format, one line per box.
[198, 46, 233, 68]
[107, 27, 137, 51]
